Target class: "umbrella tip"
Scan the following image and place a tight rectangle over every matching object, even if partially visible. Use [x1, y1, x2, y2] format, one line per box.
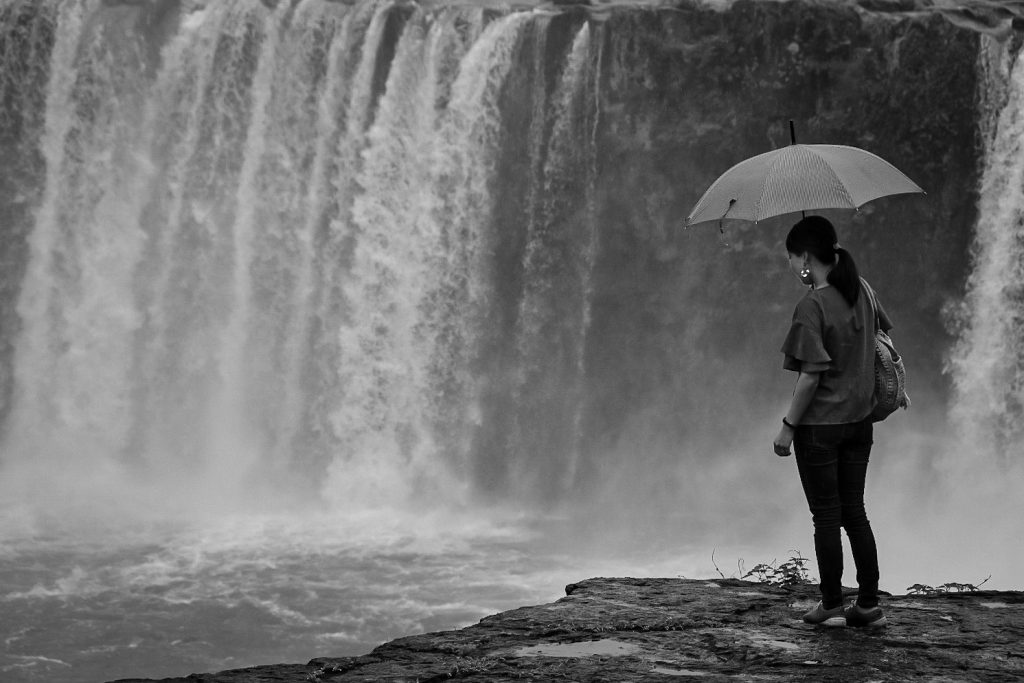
[789, 120, 797, 145]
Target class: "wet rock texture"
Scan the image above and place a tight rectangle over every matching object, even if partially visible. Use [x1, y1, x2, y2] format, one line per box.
[116, 577, 1024, 682]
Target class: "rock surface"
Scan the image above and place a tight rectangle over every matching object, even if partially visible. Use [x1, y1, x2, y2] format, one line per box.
[113, 577, 1024, 682]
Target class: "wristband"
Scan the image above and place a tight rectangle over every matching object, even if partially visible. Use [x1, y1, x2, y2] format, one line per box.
[782, 417, 797, 430]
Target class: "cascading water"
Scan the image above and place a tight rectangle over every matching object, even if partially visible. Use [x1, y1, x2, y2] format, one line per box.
[0, 0, 590, 505]
[949, 38, 1024, 463]
[335, 8, 524, 503]
[0, 4, 621, 677]
[513, 21, 599, 494]
[0, 1, 1022, 681]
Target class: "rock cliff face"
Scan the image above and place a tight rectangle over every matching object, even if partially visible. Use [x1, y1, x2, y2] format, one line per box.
[576, 0, 982, 474]
[472, 0, 994, 499]
[112, 577, 1024, 682]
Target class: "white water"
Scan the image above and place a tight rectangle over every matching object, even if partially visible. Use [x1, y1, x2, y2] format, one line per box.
[0, 3, 1022, 682]
[949, 39, 1024, 460]
[0, 4, 621, 680]
[516, 22, 598, 491]
[0, 0, 507, 502]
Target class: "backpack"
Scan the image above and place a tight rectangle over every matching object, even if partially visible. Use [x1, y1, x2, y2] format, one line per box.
[863, 281, 909, 422]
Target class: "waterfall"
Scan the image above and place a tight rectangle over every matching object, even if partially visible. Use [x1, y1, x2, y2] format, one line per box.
[513, 21, 599, 494]
[948, 42, 1024, 462]
[9, 0, 147, 465]
[130, 1, 271, 474]
[0, 1, 58, 428]
[0, 0, 605, 508]
[2, 0, 1017, 514]
[330, 7, 503, 502]
[212, 1, 287, 481]
[257, 2, 355, 471]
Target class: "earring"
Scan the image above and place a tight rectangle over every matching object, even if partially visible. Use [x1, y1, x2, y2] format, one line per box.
[799, 265, 813, 286]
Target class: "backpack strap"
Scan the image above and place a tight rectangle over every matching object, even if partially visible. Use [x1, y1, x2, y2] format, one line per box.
[861, 277, 881, 333]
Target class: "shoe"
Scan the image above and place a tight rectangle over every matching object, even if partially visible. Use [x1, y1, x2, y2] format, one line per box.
[802, 601, 847, 627]
[845, 603, 887, 628]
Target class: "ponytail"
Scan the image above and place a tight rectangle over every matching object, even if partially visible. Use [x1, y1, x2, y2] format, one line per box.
[827, 247, 861, 308]
[786, 215, 861, 307]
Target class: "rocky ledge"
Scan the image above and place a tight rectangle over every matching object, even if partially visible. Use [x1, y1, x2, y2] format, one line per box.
[115, 577, 1023, 682]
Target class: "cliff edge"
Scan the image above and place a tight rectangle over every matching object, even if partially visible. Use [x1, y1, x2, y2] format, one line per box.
[114, 577, 1024, 682]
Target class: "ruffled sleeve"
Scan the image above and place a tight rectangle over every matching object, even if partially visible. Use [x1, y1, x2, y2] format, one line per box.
[781, 296, 831, 373]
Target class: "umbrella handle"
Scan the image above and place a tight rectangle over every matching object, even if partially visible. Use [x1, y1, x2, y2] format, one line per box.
[716, 198, 736, 246]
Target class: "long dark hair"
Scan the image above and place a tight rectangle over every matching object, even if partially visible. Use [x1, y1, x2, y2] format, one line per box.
[785, 215, 861, 307]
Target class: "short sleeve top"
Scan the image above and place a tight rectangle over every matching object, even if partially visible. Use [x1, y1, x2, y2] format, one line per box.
[780, 279, 893, 425]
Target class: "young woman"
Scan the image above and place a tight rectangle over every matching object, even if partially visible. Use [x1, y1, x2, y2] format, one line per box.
[772, 215, 888, 628]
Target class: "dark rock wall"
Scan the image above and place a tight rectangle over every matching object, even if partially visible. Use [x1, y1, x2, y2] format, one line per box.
[456, 1, 985, 500]
[569, 2, 981, 492]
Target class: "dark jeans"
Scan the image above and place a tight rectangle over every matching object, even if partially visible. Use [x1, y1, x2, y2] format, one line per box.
[794, 419, 879, 609]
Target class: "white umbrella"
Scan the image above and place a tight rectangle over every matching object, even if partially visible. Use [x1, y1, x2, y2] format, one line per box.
[685, 130, 925, 227]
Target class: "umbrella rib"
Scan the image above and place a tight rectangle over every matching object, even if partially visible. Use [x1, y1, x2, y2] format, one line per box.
[686, 147, 780, 225]
[805, 146, 857, 207]
[755, 145, 856, 219]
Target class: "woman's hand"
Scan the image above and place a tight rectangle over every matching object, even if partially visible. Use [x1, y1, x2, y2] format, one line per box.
[773, 425, 794, 457]
[775, 371, 818, 457]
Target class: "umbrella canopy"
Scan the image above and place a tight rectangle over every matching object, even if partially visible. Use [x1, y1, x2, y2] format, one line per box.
[685, 143, 925, 227]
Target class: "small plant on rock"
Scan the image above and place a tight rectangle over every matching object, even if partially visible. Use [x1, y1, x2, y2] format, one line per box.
[741, 551, 815, 588]
[906, 576, 991, 595]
